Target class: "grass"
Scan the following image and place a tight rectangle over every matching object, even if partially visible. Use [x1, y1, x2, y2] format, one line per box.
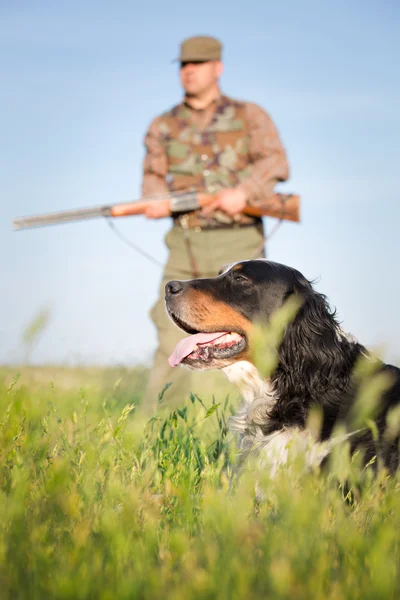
[0, 364, 399, 599]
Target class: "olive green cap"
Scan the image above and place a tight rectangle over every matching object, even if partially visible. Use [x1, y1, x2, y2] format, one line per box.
[175, 35, 222, 62]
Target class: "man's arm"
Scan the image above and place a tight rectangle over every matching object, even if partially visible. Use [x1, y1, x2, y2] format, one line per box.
[141, 118, 172, 218]
[202, 103, 289, 217]
[236, 102, 289, 205]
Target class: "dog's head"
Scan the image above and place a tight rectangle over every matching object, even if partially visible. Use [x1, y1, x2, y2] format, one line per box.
[165, 259, 312, 371]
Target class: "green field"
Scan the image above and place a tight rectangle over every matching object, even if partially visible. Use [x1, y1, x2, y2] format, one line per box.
[0, 365, 399, 599]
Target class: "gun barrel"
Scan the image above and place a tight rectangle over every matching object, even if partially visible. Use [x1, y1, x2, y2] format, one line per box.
[13, 205, 111, 231]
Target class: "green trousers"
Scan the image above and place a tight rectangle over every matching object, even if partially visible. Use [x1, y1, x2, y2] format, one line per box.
[143, 223, 265, 412]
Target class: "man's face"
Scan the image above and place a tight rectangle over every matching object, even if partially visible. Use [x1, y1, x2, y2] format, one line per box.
[180, 60, 223, 96]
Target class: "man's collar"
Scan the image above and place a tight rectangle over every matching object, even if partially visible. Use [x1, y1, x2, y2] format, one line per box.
[183, 91, 222, 112]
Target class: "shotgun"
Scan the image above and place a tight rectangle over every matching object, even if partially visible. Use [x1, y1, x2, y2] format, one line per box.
[12, 190, 300, 231]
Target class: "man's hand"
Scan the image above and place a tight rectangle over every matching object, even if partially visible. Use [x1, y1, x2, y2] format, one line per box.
[201, 188, 247, 216]
[144, 199, 172, 219]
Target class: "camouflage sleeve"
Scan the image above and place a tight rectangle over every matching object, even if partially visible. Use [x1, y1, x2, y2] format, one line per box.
[237, 103, 290, 204]
[141, 117, 170, 196]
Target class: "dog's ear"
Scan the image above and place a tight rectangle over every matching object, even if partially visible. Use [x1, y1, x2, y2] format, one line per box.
[279, 285, 345, 382]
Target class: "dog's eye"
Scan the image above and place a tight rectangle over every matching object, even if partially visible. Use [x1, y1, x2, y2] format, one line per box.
[234, 274, 249, 283]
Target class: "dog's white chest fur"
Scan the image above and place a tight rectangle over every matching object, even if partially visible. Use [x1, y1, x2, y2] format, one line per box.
[222, 361, 330, 477]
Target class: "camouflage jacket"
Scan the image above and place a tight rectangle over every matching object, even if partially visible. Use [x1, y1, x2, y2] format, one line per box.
[141, 94, 289, 228]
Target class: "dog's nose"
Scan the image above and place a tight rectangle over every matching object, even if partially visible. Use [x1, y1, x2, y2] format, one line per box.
[165, 280, 183, 296]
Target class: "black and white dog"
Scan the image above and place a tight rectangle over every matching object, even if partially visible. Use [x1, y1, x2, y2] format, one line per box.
[166, 259, 400, 475]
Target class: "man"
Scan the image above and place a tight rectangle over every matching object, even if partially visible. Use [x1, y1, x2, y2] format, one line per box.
[141, 35, 289, 407]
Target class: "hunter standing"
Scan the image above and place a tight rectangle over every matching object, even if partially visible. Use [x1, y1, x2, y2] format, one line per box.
[141, 35, 290, 405]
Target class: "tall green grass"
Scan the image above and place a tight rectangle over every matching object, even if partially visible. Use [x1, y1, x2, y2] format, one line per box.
[0, 366, 399, 599]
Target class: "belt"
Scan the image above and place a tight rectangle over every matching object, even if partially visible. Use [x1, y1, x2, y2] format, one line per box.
[173, 216, 261, 231]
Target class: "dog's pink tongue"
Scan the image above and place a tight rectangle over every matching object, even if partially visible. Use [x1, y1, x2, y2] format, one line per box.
[168, 332, 227, 367]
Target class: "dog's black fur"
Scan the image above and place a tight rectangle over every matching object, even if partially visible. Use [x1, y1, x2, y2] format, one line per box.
[166, 260, 400, 472]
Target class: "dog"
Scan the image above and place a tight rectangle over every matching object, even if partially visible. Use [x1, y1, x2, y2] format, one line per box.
[165, 259, 400, 476]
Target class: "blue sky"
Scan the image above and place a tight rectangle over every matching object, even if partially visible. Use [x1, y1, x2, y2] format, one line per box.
[2, 0, 400, 366]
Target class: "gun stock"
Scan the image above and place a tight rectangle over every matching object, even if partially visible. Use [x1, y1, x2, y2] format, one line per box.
[198, 192, 300, 223]
[108, 193, 300, 222]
